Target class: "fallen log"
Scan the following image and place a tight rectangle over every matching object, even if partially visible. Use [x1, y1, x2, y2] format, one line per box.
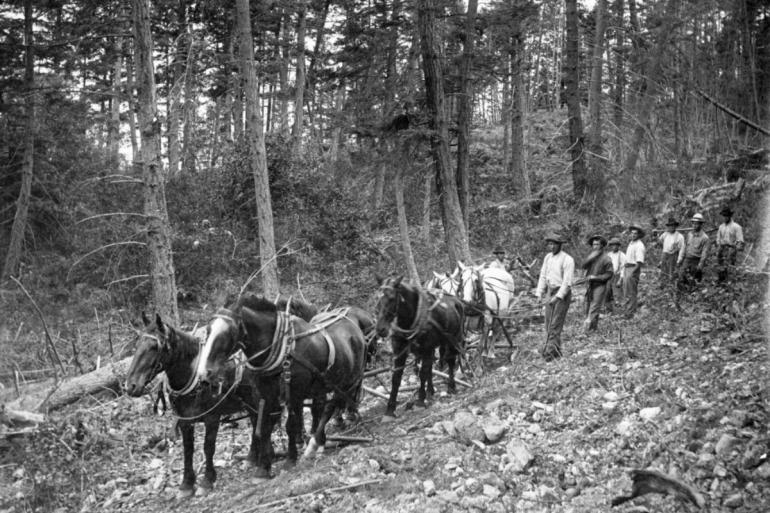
[432, 369, 472, 388]
[2, 356, 133, 415]
[362, 385, 390, 401]
[611, 469, 705, 508]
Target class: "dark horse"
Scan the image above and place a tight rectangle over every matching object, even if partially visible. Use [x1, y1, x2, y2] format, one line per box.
[274, 295, 378, 361]
[375, 276, 466, 418]
[124, 313, 264, 497]
[195, 294, 367, 478]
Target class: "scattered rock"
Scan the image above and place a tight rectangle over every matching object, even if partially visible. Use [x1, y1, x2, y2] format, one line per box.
[616, 419, 635, 436]
[603, 391, 620, 402]
[715, 434, 738, 457]
[435, 490, 460, 504]
[485, 399, 504, 412]
[723, 493, 743, 508]
[639, 407, 661, 422]
[602, 401, 618, 411]
[482, 420, 507, 444]
[756, 462, 770, 479]
[423, 479, 436, 496]
[564, 487, 579, 499]
[696, 452, 716, 468]
[452, 411, 485, 444]
[505, 439, 534, 473]
[483, 484, 501, 498]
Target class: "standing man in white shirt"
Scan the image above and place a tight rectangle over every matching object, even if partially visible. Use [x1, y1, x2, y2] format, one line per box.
[716, 206, 744, 283]
[535, 233, 575, 361]
[605, 237, 626, 313]
[624, 225, 646, 318]
[657, 217, 685, 287]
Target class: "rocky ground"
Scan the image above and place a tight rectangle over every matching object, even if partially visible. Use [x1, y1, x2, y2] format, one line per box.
[1, 269, 768, 513]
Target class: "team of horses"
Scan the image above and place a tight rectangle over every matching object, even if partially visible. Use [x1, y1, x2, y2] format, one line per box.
[124, 264, 516, 495]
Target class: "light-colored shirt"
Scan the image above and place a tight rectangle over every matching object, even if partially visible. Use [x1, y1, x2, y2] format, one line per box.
[608, 250, 627, 278]
[488, 259, 508, 270]
[625, 240, 645, 265]
[658, 231, 686, 263]
[536, 251, 575, 299]
[685, 231, 709, 265]
[717, 221, 744, 247]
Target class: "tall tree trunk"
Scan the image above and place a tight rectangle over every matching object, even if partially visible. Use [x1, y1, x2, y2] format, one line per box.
[456, 0, 477, 229]
[132, 0, 179, 324]
[587, 0, 606, 152]
[231, 34, 244, 141]
[510, 24, 530, 199]
[279, 8, 290, 136]
[394, 165, 420, 283]
[125, 46, 139, 168]
[292, 2, 307, 153]
[181, 27, 197, 174]
[235, 0, 280, 297]
[328, 85, 344, 161]
[209, 97, 221, 171]
[622, 0, 677, 173]
[502, 61, 511, 174]
[2, 0, 35, 281]
[417, 0, 471, 267]
[612, 0, 624, 158]
[108, 38, 122, 165]
[564, 0, 588, 200]
[167, 20, 185, 177]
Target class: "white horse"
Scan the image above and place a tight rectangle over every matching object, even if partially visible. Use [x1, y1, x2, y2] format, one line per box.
[457, 262, 515, 358]
[424, 270, 460, 296]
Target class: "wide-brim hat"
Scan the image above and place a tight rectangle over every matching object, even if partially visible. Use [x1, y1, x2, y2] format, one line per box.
[586, 234, 608, 246]
[691, 213, 704, 223]
[720, 206, 733, 216]
[665, 217, 679, 227]
[628, 225, 645, 237]
[608, 237, 621, 246]
[544, 233, 566, 244]
[493, 245, 505, 255]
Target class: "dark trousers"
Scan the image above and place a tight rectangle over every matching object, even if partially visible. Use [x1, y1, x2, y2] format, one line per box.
[660, 252, 678, 285]
[717, 245, 737, 282]
[623, 265, 641, 316]
[584, 283, 607, 331]
[679, 256, 703, 290]
[605, 272, 623, 312]
[543, 288, 571, 358]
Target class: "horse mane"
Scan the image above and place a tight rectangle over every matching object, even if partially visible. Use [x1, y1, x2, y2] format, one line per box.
[236, 294, 278, 313]
[274, 295, 318, 322]
[166, 324, 200, 361]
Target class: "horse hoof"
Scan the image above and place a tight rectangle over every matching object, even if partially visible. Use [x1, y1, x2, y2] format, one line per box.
[254, 468, 270, 479]
[176, 487, 195, 499]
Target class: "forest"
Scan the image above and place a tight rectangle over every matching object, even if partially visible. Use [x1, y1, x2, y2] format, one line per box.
[1, 0, 769, 512]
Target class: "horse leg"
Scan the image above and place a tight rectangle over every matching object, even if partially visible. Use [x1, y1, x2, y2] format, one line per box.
[385, 344, 408, 419]
[246, 413, 259, 467]
[416, 352, 433, 408]
[199, 416, 220, 494]
[285, 399, 304, 466]
[254, 403, 278, 479]
[445, 350, 458, 394]
[178, 422, 196, 497]
[304, 396, 338, 459]
[311, 395, 326, 433]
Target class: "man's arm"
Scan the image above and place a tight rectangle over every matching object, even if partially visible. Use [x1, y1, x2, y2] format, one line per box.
[676, 234, 686, 264]
[535, 257, 548, 298]
[555, 256, 574, 299]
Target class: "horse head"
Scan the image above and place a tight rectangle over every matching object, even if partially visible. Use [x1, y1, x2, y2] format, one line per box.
[196, 306, 244, 385]
[458, 263, 484, 305]
[125, 312, 168, 396]
[375, 275, 403, 338]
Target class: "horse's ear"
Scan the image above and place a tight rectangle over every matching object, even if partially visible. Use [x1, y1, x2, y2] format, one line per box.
[141, 311, 151, 327]
[155, 313, 167, 336]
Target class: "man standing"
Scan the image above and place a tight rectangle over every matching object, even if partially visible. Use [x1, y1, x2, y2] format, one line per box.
[657, 217, 685, 287]
[535, 233, 574, 361]
[623, 225, 646, 318]
[680, 213, 710, 288]
[488, 246, 509, 271]
[582, 235, 614, 332]
[716, 206, 744, 283]
[605, 237, 626, 313]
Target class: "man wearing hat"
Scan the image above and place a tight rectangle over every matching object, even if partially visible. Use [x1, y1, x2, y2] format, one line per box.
[535, 233, 575, 360]
[716, 206, 744, 283]
[488, 246, 510, 271]
[605, 237, 626, 313]
[657, 217, 685, 287]
[623, 225, 646, 318]
[680, 213, 710, 288]
[581, 235, 614, 332]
